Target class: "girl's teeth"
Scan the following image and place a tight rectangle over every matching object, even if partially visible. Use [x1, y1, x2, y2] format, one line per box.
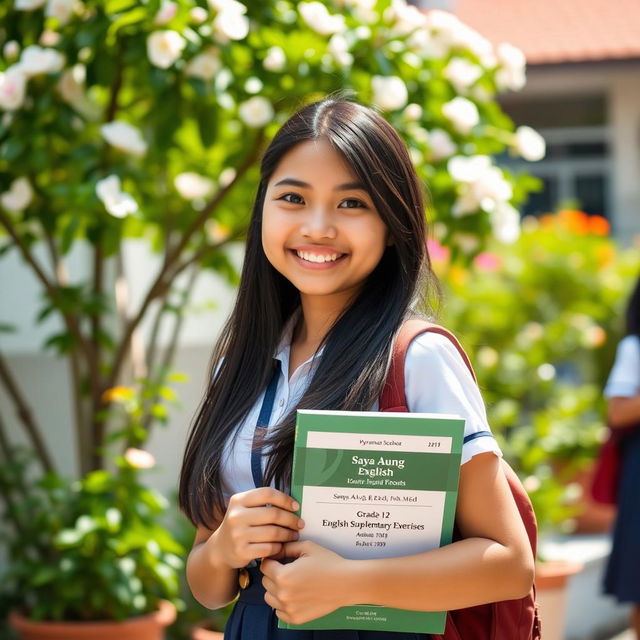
[296, 251, 340, 263]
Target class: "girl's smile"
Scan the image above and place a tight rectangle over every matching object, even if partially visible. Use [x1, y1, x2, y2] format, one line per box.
[262, 138, 390, 301]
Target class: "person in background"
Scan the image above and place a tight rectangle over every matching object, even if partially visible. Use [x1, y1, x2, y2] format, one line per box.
[603, 276, 640, 639]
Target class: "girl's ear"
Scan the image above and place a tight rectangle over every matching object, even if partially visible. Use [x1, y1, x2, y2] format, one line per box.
[386, 233, 394, 247]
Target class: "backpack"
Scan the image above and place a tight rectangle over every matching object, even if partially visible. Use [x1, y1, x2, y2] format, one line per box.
[379, 318, 542, 640]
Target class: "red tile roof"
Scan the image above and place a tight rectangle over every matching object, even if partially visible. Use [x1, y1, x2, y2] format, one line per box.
[453, 0, 640, 64]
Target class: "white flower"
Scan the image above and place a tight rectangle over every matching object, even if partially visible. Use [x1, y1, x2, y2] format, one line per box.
[441, 96, 479, 134]
[444, 57, 482, 93]
[385, 0, 426, 36]
[0, 67, 27, 111]
[407, 29, 449, 59]
[18, 45, 64, 76]
[39, 29, 61, 47]
[154, 0, 177, 25]
[57, 64, 85, 103]
[238, 96, 273, 128]
[449, 155, 513, 216]
[299, 2, 346, 36]
[3, 41, 20, 60]
[124, 447, 156, 469]
[96, 175, 139, 218]
[147, 30, 186, 69]
[174, 172, 215, 200]
[328, 34, 353, 67]
[100, 121, 147, 157]
[403, 103, 422, 121]
[190, 6, 208, 23]
[15, 0, 46, 9]
[212, 1, 249, 42]
[0, 177, 33, 212]
[46, 0, 76, 25]
[372, 75, 408, 112]
[448, 155, 491, 183]
[263, 46, 286, 72]
[427, 129, 456, 162]
[490, 202, 521, 243]
[219, 167, 236, 187]
[496, 42, 526, 91]
[185, 48, 221, 80]
[514, 125, 545, 162]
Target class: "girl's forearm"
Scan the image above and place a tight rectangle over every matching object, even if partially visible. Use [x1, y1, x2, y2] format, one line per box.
[343, 537, 534, 611]
[186, 535, 239, 609]
[608, 395, 640, 428]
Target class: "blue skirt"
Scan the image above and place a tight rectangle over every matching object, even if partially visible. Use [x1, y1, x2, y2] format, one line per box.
[603, 427, 640, 604]
[225, 566, 433, 639]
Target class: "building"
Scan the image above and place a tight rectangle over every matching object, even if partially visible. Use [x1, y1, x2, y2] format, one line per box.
[418, 0, 640, 240]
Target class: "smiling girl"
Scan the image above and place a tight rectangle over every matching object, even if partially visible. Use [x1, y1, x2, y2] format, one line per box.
[179, 97, 534, 639]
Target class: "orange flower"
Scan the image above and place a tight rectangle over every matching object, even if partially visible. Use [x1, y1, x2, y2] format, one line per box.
[557, 210, 589, 235]
[588, 215, 610, 236]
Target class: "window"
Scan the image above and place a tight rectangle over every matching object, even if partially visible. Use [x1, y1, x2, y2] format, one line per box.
[500, 95, 612, 220]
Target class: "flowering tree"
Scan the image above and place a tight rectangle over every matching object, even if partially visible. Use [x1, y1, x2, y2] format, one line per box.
[0, 0, 543, 476]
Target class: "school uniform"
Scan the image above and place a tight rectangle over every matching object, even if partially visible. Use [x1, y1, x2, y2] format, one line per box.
[602, 334, 640, 604]
[221, 314, 502, 639]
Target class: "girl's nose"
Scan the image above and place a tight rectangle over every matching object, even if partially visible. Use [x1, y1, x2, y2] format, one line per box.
[300, 206, 337, 239]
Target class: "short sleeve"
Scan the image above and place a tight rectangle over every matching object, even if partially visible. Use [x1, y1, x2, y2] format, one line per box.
[404, 332, 502, 465]
[604, 335, 640, 398]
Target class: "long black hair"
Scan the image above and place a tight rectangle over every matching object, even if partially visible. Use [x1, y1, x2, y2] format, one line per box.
[625, 277, 640, 337]
[179, 95, 439, 528]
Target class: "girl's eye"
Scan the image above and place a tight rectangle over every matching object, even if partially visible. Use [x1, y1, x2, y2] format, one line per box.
[279, 193, 304, 204]
[340, 198, 366, 209]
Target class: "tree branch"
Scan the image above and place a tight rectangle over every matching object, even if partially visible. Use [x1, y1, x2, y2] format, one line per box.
[0, 351, 56, 474]
[105, 130, 266, 392]
[0, 210, 95, 369]
[140, 266, 200, 438]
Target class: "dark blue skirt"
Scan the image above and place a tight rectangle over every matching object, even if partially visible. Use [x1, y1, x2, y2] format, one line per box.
[603, 427, 640, 604]
[225, 566, 433, 639]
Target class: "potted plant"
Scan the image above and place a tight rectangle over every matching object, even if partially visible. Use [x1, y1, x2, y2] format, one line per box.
[0, 387, 185, 640]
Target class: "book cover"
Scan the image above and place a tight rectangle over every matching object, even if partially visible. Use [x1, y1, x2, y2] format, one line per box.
[278, 409, 464, 634]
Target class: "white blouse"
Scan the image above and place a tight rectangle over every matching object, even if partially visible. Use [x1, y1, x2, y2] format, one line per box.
[220, 318, 502, 502]
[604, 334, 640, 398]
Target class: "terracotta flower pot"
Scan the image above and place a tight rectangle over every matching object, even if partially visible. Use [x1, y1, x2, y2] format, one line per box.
[535, 560, 583, 640]
[9, 600, 176, 640]
[191, 619, 224, 640]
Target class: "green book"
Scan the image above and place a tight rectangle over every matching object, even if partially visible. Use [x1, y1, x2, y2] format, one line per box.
[278, 409, 464, 635]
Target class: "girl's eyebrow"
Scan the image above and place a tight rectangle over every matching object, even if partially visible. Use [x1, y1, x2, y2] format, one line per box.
[274, 178, 367, 191]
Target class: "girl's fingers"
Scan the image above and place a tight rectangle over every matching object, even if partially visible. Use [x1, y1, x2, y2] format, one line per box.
[248, 542, 284, 559]
[233, 487, 299, 512]
[249, 506, 304, 531]
[247, 524, 299, 543]
[262, 589, 284, 611]
[261, 574, 277, 595]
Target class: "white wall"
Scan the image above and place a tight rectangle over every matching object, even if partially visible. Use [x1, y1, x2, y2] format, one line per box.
[0, 238, 239, 494]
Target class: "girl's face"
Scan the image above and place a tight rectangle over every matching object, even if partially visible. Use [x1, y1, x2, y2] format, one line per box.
[262, 138, 390, 305]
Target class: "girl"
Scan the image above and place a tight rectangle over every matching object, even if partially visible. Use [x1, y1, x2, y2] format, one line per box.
[179, 96, 534, 639]
[602, 276, 640, 639]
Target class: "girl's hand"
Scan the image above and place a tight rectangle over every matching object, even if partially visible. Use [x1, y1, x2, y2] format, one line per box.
[261, 541, 353, 625]
[211, 487, 303, 569]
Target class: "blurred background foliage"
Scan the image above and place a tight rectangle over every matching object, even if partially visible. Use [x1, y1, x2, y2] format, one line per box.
[433, 210, 640, 532]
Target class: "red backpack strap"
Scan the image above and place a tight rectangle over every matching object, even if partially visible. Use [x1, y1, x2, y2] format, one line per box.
[380, 318, 477, 412]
